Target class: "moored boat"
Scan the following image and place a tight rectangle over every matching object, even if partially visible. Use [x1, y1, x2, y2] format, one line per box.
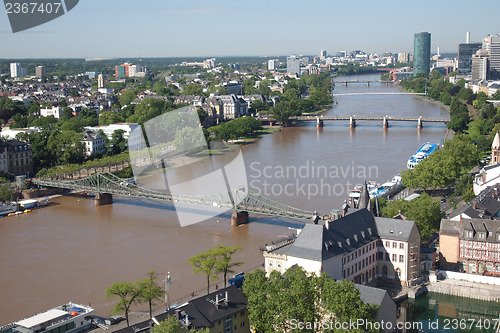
[407, 142, 439, 169]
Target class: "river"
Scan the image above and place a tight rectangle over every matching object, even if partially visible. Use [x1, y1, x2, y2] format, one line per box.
[0, 73, 463, 324]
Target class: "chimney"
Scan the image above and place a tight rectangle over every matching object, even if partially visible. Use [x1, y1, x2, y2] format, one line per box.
[466, 31, 470, 44]
[175, 309, 181, 320]
[325, 220, 330, 230]
[225, 291, 229, 305]
[216, 294, 219, 308]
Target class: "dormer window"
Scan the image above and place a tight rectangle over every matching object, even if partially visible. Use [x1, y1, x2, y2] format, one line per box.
[466, 231, 473, 238]
[478, 232, 486, 239]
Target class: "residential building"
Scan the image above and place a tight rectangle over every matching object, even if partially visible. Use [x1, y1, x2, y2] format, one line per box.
[413, 32, 431, 77]
[4, 139, 33, 176]
[471, 49, 490, 81]
[219, 95, 248, 119]
[0, 144, 8, 174]
[84, 123, 141, 150]
[450, 185, 500, 221]
[356, 284, 397, 333]
[267, 59, 279, 71]
[287, 55, 300, 75]
[35, 66, 46, 79]
[458, 42, 482, 75]
[113, 285, 249, 333]
[439, 217, 500, 274]
[264, 194, 421, 287]
[81, 130, 106, 156]
[40, 106, 62, 119]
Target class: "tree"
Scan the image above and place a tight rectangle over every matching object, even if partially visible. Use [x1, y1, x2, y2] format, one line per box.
[242, 268, 379, 333]
[188, 249, 220, 294]
[0, 182, 12, 201]
[105, 281, 141, 327]
[137, 271, 165, 319]
[214, 245, 243, 287]
[381, 193, 443, 240]
[110, 129, 127, 155]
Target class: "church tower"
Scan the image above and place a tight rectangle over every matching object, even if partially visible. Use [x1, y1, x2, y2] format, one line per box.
[492, 132, 500, 165]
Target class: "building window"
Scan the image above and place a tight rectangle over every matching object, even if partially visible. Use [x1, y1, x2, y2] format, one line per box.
[392, 254, 397, 262]
[399, 255, 404, 263]
[466, 231, 473, 238]
[393, 242, 397, 248]
[400, 243, 404, 250]
[469, 261, 476, 273]
[396, 268, 401, 278]
[382, 265, 388, 277]
[241, 322, 245, 328]
[385, 253, 390, 261]
[386, 241, 390, 247]
[478, 233, 485, 240]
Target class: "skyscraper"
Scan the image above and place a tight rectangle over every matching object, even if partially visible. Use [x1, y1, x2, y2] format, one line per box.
[286, 55, 300, 75]
[482, 34, 500, 80]
[458, 42, 482, 75]
[413, 32, 431, 77]
[35, 66, 46, 79]
[10, 63, 23, 77]
[472, 49, 490, 81]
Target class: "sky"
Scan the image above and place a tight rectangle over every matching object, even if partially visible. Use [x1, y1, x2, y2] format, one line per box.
[0, 0, 499, 59]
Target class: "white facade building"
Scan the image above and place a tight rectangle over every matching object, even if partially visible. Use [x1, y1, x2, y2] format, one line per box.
[267, 59, 279, 71]
[40, 106, 62, 119]
[81, 131, 106, 156]
[1, 127, 39, 140]
[84, 123, 141, 150]
[264, 208, 421, 287]
[10, 63, 26, 78]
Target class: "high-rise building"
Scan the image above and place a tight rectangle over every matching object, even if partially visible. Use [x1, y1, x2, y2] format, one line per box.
[398, 53, 409, 63]
[267, 59, 279, 71]
[482, 34, 500, 80]
[471, 49, 490, 81]
[458, 41, 482, 75]
[413, 32, 431, 77]
[286, 55, 300, 75]
[97, 74, 104, 88]
[35, 66, 46, 79]
[10, 63, 24, 78]
[320, 50, 327, 59]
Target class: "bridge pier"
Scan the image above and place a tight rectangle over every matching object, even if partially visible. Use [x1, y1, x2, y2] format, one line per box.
[367, 82, 370, 87]
[345, 82, 348, 87]
[383, 117, 389, 129]
[95, 193, 113, 206]
[316, 116, 324, 128]
[349, 117, 356, 128]
[231, 211, 249, 226]
[417, 116, 423, 130]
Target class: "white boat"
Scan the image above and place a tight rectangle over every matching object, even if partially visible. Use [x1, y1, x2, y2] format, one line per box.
[0, 302, 95, 333]
[369, 175, 404, 199]
[0, 203, 18, 216]
[407, 142, 439, 169]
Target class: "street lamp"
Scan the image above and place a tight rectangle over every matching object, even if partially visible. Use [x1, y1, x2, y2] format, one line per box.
[165, 271, 171, 310]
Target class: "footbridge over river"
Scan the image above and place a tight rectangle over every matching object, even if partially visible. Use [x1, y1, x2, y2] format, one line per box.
[32, 172, 319, 223]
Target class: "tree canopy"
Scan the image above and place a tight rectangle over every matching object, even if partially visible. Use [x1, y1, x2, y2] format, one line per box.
[242, 268, 379, 333]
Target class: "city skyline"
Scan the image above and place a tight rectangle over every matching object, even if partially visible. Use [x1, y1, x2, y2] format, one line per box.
[0, 0, 499, 59]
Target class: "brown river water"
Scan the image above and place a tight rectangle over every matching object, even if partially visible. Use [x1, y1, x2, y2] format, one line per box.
[0, 73, 449, 324]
